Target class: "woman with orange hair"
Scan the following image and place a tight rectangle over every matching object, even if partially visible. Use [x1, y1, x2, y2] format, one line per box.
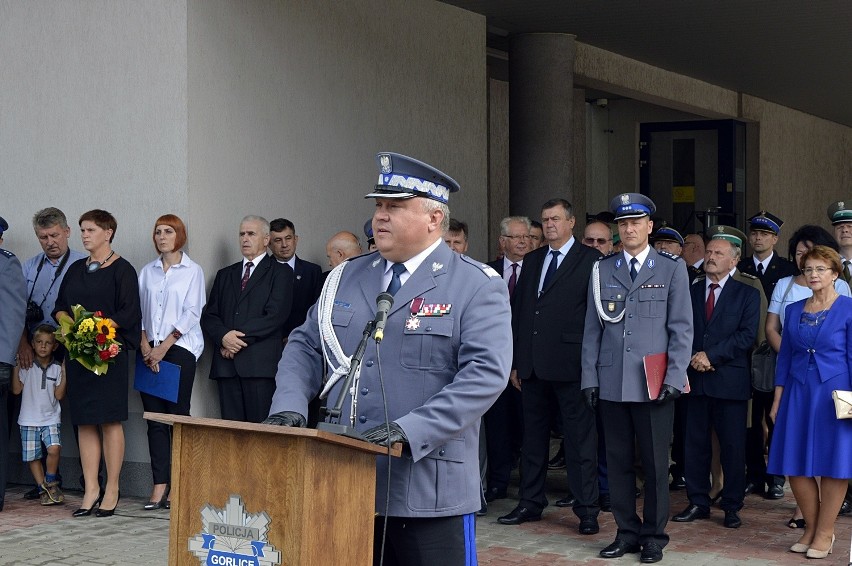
[137, 214, 206, 510]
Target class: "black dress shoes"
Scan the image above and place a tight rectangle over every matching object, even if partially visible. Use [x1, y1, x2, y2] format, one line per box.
[743, 481, 764, 496]
[484, 487, 507, 503]
[497, 506, 542, 525]
[579, 516, 600, 535]
[554, 495, 577, 507]
[599, 540, 640, 558]
[669, 476, 686, 490]
[765, 484, 784, 499]
[723, 510, 742, 528]
[640, 542, 664, 563]
[599, 493, 612, 512]
[672, 504, 710, 522]
[840, 497, 852, 515]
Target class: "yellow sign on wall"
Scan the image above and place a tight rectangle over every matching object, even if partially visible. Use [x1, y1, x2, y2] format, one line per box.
[673, 185, 695, 203]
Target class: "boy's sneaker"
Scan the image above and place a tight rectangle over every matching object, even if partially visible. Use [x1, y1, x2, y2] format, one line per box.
[40, 481, 64, 505]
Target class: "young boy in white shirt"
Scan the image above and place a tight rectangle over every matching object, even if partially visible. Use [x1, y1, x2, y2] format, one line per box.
[12, 324, 66, 505]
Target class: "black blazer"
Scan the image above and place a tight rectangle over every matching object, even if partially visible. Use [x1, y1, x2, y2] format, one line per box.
[687, 276, 760, 400]
[282, 256, 322, 338]
[512, 241, 598, 382]
[201, 255, 294, 379]
[736, 253, 797, 300]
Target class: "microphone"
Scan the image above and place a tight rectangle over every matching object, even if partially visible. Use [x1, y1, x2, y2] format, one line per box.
[372, 292, 394, 343]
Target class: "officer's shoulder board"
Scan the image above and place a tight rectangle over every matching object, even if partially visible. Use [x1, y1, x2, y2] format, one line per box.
[691, 274, 706, 285]
[656, 250, 681, 261]
[0, 249, 15, 259]
[460, 256, 499, 278]
[597, 251, 620, 262]
[738, 271, 759, 281]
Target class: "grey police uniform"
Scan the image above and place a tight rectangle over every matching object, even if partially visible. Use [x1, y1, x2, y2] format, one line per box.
[269, 242, 512, 517]
[1, 248, 28, 511]
[581, 246, 693, 548]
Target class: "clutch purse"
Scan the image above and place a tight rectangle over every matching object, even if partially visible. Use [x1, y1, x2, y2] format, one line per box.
[831, 390, 852, 419]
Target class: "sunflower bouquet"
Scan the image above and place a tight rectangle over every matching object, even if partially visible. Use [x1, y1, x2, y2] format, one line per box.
[55, 304, 122, 375]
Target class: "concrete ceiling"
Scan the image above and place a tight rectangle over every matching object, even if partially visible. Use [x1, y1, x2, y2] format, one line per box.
[441, 1, 852, 127]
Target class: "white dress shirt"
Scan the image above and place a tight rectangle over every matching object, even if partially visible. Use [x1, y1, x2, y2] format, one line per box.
[381, 238, 443, 291]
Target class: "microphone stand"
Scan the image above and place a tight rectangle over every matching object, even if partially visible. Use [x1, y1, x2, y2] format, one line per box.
[316, 318, 376, 440]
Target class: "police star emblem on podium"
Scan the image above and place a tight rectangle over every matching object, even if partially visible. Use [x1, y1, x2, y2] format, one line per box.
[189, 494, 281, 566]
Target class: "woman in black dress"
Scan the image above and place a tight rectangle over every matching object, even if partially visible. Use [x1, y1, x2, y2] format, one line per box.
[54, 209, 141, 517]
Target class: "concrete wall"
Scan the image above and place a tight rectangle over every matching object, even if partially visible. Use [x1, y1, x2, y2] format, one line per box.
[1, 0, 486, 496]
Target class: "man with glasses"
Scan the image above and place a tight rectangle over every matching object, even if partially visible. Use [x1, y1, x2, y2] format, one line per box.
[483, 216, 531, 505]
[584, 220, 614, 256]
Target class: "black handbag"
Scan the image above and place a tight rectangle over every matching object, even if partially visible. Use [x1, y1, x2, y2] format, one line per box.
[750, 341, 776, 392]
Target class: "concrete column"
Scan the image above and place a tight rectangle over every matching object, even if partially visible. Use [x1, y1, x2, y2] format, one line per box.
[509, 33, 576, 220]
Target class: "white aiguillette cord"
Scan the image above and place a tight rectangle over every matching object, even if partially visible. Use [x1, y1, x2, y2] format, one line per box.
[318, 260, 357, 399]
[593, 261, 625, 325]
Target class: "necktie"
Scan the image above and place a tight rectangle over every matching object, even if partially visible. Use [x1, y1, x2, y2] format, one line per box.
[386, 263, 406, 296]
[706, 282, 719, 320]
[542, 250, 560, 290]
[508, 263, 518, 297]
[629, 257, 639, 281]
[757, 263, 764, 275]
[240, 261, 253, 291]
[843, 260, 852, 284]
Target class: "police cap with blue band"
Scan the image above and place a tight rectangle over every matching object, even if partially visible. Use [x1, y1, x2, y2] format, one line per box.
[363, 218, 375, 246]
[746, 211, 783, 235]
[0, 216, 7, 237]
[609, 193, 656, 220]
[709, 225, 747, 248]
[827, 201, 852, 225]
[365, 152, 460, 204]
[652, 224, 684, 245]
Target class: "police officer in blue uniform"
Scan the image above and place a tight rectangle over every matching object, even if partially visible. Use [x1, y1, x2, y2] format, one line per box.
[0, 217, 28, 512]
[265, 153, 512, 565]
[581, 194, 693, 563]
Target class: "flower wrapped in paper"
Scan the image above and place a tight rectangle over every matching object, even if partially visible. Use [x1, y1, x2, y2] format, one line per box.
[56, 304, 122, 375]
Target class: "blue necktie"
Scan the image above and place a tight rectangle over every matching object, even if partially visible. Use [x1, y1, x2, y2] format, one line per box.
[629, 257, 638, 281]
[386, 263, 406, 296]
[542, 250, 560, 290]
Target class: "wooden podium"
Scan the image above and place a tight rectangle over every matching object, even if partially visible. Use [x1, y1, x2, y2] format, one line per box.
[144, 412, 400, 566]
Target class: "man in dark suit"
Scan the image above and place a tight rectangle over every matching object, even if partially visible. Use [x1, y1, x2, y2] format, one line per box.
[201, 215, 294, 423]
[582, 193, 693, 563]
[736, 211, 797, 499]
[483, 216, 530, 504]
[268, 218, 322, 340]
[672, 231, 760, 529]
[498, 199, 601, 535]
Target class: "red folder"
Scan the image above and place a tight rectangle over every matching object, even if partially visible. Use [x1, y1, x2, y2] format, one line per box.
[642, 353, 691, 399]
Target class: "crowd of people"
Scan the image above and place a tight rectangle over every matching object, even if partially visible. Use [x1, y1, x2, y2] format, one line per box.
[0, 154, 851, 563]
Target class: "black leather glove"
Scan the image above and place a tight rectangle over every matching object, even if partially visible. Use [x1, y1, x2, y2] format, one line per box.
[0, 362, 12, 396]
[582, 387, 599, 410]
[362, 422, 408, 447]
[262, 411, 307, 427]
[655, 384, 681, 404]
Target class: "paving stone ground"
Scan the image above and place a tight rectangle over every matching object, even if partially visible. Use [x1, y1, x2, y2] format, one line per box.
[1, 468, 850, 565]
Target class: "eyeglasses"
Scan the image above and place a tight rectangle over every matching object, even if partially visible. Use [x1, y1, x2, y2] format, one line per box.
[583, 237, 612, 245]
[802, 266, 832, 275]
[502, 234, 530, 241]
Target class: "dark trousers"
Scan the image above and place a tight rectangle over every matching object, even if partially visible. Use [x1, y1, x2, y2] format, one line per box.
[519, 376, 598, 517]
[669, 396, 687, 477]
[600, 399, 674, 547]
[746, 389, 783, 489]
[0, 387, 8, 511]
[483, 383, 522, 493]
[373, 514, 475, 566]
[216, 376, 276, 423]
[683, 395, 748, 511]
[139, 345, 196, 485]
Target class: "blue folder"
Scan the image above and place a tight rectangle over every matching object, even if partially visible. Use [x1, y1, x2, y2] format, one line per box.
[134, 353, 181, 403]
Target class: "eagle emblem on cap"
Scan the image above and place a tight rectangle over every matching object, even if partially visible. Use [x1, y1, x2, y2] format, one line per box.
[620, 194, 630, 205]
[840, 201, 845, 209]
[379, 154, 392, 174]
[716, 226, 724, 233]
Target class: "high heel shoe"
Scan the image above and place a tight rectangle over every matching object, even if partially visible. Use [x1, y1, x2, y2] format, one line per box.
[789, 542, 809, 553]
[72, 489, 105, 517]
[96, 491, 120, 517]
[805, 534, 835, 559]
[144, 497, 168, 511]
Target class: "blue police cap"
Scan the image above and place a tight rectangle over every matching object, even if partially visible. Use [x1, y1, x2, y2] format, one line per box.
[365, 152, 460, 204]
[609, 193, 656, 220]
[747, 211, 783, 235]
[0, 216, 7, 236]
[827, 201, 852, 225]
[652, 225, 684, 245]
[709, 225, 747, 248]
[363, 219, 374, 240]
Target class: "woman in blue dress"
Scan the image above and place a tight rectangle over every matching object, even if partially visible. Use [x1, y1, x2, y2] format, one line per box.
[769, 245, 852, 558]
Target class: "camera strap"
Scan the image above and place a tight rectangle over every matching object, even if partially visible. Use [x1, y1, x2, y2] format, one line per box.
[28, 249, 71, 307]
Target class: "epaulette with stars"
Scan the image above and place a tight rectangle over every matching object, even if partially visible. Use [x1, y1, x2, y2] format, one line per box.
[691, 274, 707, 285]
[737, 271, 759, 280]
[0, 249, 15, 259]
[656, 250, 681, 261]
[598, 251, 620, 261]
